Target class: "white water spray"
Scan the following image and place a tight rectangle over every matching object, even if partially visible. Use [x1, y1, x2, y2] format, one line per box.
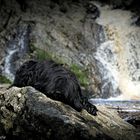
[3, 49, 18, 81]
[94, 2, 140, 100]
[2, 25, 30, 82]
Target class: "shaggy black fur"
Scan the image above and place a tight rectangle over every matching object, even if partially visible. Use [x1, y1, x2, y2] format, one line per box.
[13, 60, 98, 115]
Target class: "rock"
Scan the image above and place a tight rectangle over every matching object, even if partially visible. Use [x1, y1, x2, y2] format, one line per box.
[86, 2, 100, 19]
[0, 0, 104, 97]
[119, 111, 140, 131]
[96, 0, 133, 9]
[135, 17, 140, 26]
[0, 85, 138, 140]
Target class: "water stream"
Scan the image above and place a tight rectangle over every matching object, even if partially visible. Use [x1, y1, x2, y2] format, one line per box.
[4, 49, 18, 81]
[2, 24, 30, 81]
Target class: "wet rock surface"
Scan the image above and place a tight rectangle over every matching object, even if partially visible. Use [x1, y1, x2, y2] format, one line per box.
[1, 0, 140, 98]
[0, 85, 139, 140]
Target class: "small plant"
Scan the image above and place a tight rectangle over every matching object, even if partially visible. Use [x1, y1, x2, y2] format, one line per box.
[0, 75, 11, 84]
[70, 64, 89, 87]
[30, 44, 52, 60]
[35, 48, 52, 60]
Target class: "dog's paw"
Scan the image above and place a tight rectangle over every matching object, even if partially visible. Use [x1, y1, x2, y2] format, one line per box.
[84, 102, 98, 116]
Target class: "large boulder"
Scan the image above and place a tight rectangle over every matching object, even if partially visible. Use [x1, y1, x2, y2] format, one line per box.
[0, 85, 138, 140]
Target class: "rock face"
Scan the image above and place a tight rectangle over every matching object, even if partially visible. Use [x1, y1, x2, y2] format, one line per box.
[0, 85, 139, 140]
[0, 0, 104, 96]
[1, 0, 140, 98]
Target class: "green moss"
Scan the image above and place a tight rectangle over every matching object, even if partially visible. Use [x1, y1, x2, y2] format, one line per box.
[0, 75, 11, 84]
[70, 64, 89, 87]
[35, 48, 52, 60]
[30, 44, 65, 63]
[30, 44, 52, 60]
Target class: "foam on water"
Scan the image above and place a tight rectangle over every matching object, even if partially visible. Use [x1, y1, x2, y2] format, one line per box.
[93, 2, 140, 100]
[2, 25, 30, 81]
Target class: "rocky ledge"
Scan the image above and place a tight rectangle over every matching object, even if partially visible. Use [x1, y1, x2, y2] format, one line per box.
[0, 84, 139, 140]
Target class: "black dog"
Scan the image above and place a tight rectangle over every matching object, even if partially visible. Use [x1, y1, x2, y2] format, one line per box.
[13, 60, 98, 115]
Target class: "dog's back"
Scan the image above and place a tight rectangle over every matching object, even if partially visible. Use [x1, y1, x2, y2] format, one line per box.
[13, 60, 83, 111]
[13, 59, 98, 115]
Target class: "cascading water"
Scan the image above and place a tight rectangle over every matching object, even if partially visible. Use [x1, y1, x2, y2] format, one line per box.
[2, 24, 30, 81]
[4, 49, 18, 81]
[94, 40, 121, 98]
[92, 2, 140, 100]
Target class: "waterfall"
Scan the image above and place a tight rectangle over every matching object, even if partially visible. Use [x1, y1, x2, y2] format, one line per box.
[4, 49, 18, 81]
[93, 2, 140, 100]
[94, 41, 120, 98]
[2, 24, 30, 81]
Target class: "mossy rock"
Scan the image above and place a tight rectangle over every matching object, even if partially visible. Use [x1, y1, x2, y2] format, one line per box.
[30, 44, 52, 60]
[0, 75, 11, 84]
[69, 64, 89, 87]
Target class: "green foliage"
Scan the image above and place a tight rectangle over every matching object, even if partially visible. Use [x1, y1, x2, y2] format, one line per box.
[70, 64, 89, 87]
[35, 48, 52, 60]
[30, 44, 65, 63]
[0, 75, 11, 84]
[30, 44, 52, 60]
